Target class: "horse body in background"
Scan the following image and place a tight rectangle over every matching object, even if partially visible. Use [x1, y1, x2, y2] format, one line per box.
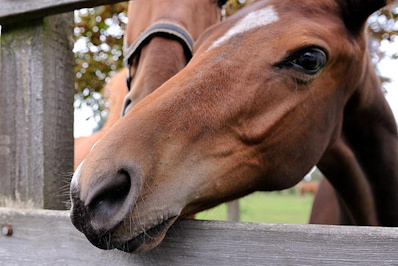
[71, 0, 398, 254]
[297, 181, 318, 198]
[74, 68, 128, 170]
[121, 0, 223, 115]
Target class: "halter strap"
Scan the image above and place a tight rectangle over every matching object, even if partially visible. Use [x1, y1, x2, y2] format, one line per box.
[123, 20, 194, 91]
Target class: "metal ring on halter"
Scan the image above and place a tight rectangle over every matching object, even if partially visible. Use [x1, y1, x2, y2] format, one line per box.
[123, 20, 195, 92]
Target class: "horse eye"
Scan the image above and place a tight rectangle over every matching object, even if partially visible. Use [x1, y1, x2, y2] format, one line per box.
[291, 48, 327, 74]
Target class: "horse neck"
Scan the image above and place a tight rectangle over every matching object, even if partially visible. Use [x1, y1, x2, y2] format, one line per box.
[125, 0, 221, 45]
[133, 38, 192, 105]
[344, 57, 398, 147]
[319, 56, 398, 226]
[124, 0, 221, 106]
[345, 59, 398, 224]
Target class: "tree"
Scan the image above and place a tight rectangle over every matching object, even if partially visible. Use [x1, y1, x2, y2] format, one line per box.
[74, 3, 127, 125]
[368, 8, 398, 85]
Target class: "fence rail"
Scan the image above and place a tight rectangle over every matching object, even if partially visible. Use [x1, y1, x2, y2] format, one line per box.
[1, 208, 398, 265]
[0, 0, 126, 25]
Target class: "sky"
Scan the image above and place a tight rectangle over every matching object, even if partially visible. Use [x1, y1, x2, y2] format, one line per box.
[378, 40, 398, 121]
[75, 103, 100, 137]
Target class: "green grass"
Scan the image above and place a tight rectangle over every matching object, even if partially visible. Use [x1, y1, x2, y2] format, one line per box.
[196, 191, 314, 224]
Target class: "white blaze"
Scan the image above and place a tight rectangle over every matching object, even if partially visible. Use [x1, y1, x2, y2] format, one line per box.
[208, 6, 279, 51]
[90, 139, 99, 152]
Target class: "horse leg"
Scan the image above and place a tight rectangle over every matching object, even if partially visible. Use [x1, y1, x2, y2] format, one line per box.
[309, 178, 352, 225]
[317, 136, 378, 225]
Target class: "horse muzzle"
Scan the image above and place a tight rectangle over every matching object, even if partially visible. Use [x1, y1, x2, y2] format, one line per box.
[70, 160, 139, 251]
[69, 157, 182, 253]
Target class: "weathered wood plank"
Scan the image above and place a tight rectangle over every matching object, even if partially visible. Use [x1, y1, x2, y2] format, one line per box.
[1, 208, 398, 265]
[0, 0, 126, 25]
[0, 14, 74, 209]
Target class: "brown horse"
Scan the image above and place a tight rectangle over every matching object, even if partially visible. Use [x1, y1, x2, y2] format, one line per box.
[310, 177, 353, 225]
[74, 68, 128, 170]
[74, 0, 224, 170]
[70, 0, 398, 254]
[297, 181, 319, 198]
[71, 0, 224, 250]
[75, 0, 224, 166]
[121, 0, 224, 115]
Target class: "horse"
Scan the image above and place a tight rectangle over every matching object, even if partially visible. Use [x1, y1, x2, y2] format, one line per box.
[309, 177, 353, 225]
[297, 181, 319, 198]
[121, 0, 225, 116]
[70, 0, 225, 250]
[74, 68, 128, 170]
[74, 0, 225, 170]
[70, 0, 398, 254]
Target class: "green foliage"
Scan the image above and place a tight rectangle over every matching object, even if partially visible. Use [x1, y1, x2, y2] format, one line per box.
[74, 3, 128, 120]
[196, 191, 313, 224]
[368, 6, 398, 84]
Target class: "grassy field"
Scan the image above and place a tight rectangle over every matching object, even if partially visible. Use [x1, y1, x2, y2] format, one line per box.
[196, 191, 314, 224]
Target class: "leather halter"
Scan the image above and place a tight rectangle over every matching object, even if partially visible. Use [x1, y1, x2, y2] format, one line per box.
[123, 20, 195, 91]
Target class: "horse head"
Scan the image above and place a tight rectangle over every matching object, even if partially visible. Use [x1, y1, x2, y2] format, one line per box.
[70, 0, 398, 253]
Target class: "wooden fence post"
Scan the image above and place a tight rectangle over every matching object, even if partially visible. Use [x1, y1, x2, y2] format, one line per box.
[0, 13, 74, 209]
[227, 200, 240, 221]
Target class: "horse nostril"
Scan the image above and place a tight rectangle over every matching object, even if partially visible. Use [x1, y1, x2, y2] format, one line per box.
[87, 169, 132, 232]
[70, 167, 140, 250]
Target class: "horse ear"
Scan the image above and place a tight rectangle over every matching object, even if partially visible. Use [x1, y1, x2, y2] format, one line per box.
[336, 0, 393, 32]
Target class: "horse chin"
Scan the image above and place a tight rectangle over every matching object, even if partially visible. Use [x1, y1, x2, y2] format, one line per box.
[113, 216, 178, 254]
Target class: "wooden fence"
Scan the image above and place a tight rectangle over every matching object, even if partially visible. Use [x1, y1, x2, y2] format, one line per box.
[1, 208, 398, 265]
[1, 1, 398, 265]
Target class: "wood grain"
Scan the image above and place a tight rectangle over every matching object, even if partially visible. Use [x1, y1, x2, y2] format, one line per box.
[0, 0, 126, 25]
[0, 14, 74, 209]
[1, 208, 398, 265]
